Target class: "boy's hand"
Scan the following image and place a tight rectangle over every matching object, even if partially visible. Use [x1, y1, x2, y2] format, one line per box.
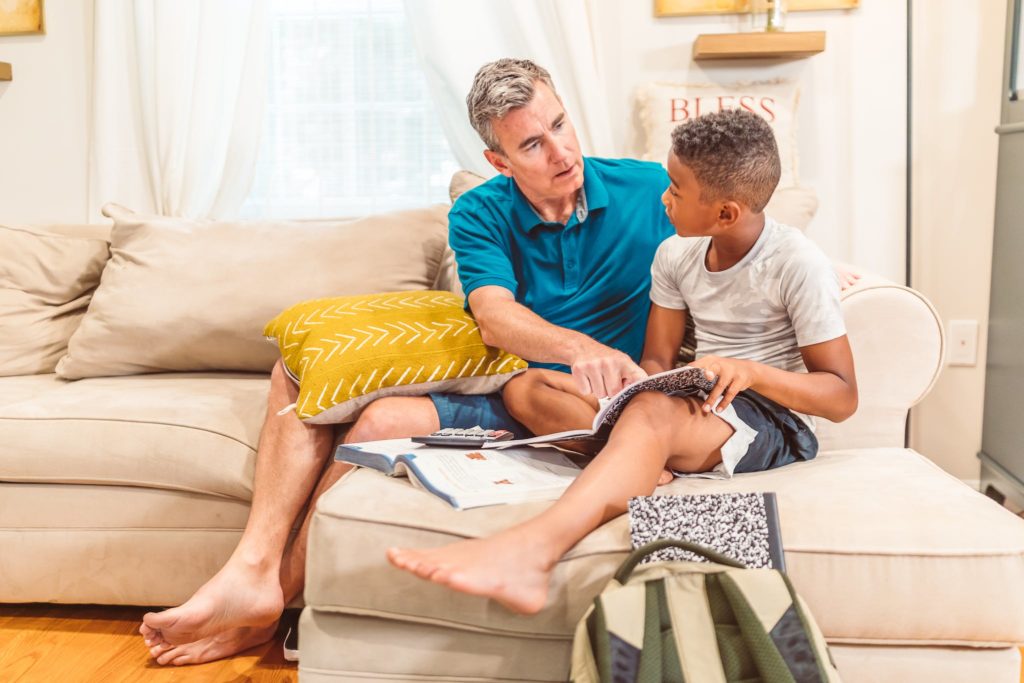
[687, 356, 757, 414]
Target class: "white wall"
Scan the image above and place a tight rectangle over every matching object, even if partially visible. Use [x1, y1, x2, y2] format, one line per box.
[909, 0, 1005, 481]
[587, 1, 908, 283]
[0, 1, 93, 224]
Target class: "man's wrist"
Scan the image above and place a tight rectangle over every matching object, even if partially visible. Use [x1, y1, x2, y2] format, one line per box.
[562, 332, 594, 366]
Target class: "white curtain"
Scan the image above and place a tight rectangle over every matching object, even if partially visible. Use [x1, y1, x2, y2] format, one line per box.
[90, 0, 267, 219]
[403, 0, 614, 179]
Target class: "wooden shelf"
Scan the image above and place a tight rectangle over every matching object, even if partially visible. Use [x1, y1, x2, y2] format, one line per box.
[693, 31, 826, 60]
[0, 62, 11, 81]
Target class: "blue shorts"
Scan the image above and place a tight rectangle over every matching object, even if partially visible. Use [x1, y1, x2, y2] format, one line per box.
[728, 390, 818, 474]
[428, 391, 530, 438]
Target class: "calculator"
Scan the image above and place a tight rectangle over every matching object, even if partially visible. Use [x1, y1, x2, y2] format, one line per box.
[411, 427, 516, 448]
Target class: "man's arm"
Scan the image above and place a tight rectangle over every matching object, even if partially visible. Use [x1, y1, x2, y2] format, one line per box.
[689, 336, 858, 423]
[638, 303, 688, 376]
[469, 285, 646, 398]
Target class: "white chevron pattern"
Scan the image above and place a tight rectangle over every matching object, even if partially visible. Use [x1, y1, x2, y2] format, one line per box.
[266, 291, 527, 421]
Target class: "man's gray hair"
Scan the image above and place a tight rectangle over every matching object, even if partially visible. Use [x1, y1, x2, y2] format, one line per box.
[466, 58, 558, 152]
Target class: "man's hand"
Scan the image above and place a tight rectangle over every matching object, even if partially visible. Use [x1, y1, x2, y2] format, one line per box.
[570, 341, 647, 398]
[687, 355, 757, 414]
[835, 263, 862, 291]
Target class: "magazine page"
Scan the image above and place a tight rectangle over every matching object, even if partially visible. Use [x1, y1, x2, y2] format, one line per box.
[595, 366, 714, 430]
[487, 366, 715, 449]
[401, 446, 581, 510]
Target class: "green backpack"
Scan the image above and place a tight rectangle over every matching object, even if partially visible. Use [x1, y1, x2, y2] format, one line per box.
[571, 539, 841, 683]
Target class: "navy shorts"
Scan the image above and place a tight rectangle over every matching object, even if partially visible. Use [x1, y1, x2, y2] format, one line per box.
[428, 391, 530, 438]
[729, 390, 819, 474]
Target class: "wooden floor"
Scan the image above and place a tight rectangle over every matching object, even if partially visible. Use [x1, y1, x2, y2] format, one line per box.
[0, 604, 297, 682]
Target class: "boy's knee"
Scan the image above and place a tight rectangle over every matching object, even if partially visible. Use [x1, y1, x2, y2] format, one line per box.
[625, 390, 676, 415]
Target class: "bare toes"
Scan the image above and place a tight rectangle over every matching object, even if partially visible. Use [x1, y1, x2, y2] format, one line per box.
[149, 643, 172, 659]
[156, 647, 181, 666]
[171, 654, 193, 666]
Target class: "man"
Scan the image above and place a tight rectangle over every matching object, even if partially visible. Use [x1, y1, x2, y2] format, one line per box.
[140, 57, 674, 665]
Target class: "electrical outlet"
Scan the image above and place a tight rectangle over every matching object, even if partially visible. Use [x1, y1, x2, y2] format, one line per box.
[948, 320, 979, 367]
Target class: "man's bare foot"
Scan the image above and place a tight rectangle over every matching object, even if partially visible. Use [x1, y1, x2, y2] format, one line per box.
[386, 527, 559, 614]
[141, 560, 284, 648]
[145, 622, 278, 666]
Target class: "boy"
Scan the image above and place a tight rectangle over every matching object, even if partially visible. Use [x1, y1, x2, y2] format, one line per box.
[386, 109, 858, 615]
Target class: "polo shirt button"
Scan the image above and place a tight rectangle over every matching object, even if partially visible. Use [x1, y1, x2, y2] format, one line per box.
[567, 261, 576, 269]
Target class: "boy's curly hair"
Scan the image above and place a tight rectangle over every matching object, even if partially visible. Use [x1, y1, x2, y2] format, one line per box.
[670, 109, 781, 213]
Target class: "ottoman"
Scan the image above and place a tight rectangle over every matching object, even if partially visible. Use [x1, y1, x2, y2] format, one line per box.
[299, 449, 1024, 681]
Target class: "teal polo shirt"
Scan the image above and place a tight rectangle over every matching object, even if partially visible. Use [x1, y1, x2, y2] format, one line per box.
[448, 157, 674, 371]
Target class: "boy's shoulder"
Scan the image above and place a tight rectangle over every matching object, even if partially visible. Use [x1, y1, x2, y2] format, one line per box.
[760, 218, 831, 267]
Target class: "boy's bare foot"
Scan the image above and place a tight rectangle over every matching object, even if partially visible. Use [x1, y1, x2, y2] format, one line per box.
[140, 559, 284, 648]
[386, 527, 559, 614]
[145, 622, 278, 666]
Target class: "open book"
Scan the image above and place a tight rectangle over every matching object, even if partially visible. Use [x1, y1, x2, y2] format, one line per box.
[335, 438, 581, 510]
[486, 365, 715, 449]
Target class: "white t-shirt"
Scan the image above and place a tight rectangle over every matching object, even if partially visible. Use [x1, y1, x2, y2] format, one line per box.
[650, 217, 846, 418]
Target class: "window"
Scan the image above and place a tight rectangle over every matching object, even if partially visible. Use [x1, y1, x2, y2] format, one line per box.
[241, 0, 460, 219]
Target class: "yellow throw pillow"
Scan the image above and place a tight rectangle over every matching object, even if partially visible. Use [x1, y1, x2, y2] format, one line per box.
[265, 290, 528, 424]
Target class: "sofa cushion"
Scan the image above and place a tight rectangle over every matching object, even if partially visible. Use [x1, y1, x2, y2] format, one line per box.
[0, 373, 270, 499]
[55, 203, 450, 379]
[306, 448, 1024, 647]
[0, 224, 111, 376]
[266, 291, 527, 424]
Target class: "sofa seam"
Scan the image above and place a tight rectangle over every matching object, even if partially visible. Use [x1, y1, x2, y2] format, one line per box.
[303, 605, 1023, 649]
[0, 476, 249, 501]
[311, 515, 1024, 557]
[0, 415, 258, 451]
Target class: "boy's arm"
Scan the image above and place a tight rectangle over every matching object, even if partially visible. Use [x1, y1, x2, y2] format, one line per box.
[690, 336, 858, 423]
[639, 303, 688, 376]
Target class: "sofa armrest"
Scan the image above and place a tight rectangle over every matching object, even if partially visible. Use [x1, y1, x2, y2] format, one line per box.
[815, 264, 945, 452]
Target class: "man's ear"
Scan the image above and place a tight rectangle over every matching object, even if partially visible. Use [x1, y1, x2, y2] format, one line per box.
[484, 149, 513, 178]
[718, 201, 742, 227]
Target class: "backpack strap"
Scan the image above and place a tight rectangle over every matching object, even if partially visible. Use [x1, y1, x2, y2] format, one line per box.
[614, 539, 746, 583]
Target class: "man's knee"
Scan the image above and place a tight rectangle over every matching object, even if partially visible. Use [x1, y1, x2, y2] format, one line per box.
[345, 397, 438, 442]
[270, 358, 292, 392]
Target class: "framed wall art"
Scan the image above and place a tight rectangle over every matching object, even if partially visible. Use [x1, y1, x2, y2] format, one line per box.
[0, 0, 45, 36]
[655, 0, 858, 16]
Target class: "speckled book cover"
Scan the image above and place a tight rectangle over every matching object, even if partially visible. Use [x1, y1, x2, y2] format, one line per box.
[628, 492, 785, 571]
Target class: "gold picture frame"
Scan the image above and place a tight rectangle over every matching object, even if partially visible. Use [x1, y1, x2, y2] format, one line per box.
[655, 0, 858, 17]
[0, 0, 45, 36]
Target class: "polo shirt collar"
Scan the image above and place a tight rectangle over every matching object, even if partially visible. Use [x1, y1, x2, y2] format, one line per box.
[509, 157, 609, 233]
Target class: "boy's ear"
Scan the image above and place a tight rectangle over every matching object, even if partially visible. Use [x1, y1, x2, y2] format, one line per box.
[484, 149, 513, 178]
[718, 201, 742, 226]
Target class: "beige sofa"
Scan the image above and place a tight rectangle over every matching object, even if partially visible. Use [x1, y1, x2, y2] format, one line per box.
[2, 197, 1024, 682]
